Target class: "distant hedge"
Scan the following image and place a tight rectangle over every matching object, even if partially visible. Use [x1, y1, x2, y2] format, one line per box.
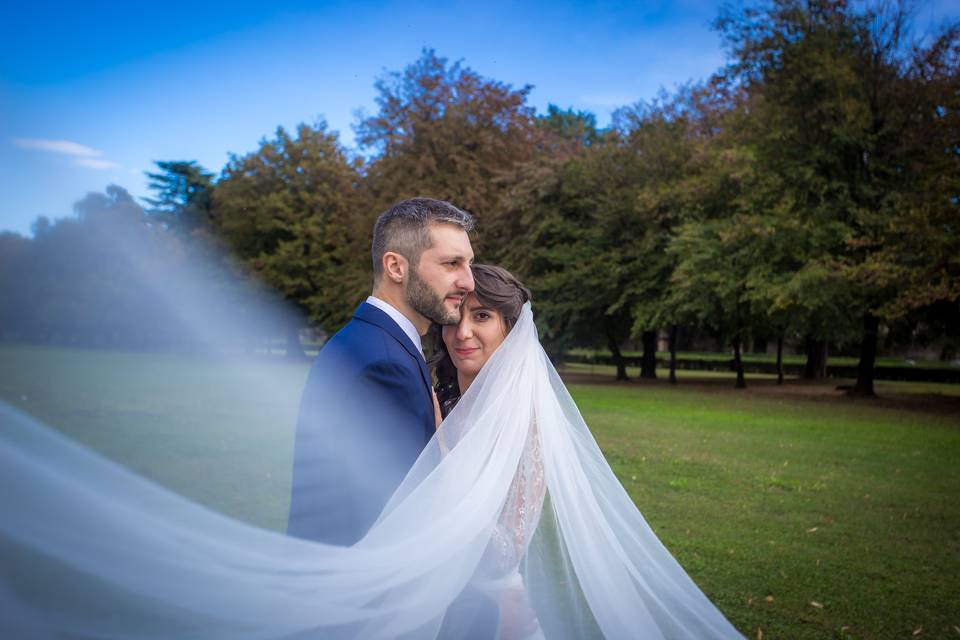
[563, 354, 960, 384]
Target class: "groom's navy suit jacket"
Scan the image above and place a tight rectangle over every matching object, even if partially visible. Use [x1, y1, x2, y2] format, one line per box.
[287, 301, 435, 545]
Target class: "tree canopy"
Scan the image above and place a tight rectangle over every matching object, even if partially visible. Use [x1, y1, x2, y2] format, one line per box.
[3, 7, 957, 394]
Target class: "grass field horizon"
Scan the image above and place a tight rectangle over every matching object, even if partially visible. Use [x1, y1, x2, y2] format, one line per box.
[1, 343, 958, 639]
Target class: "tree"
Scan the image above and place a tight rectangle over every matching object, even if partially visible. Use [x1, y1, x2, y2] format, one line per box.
[2, 185, 300, 352]
[499, 130, 646, 380]
[211, 121, 369, 337]
[491, 105, 602, 277]
[143, 160, 214, 237]
[0, 231, 33, 342]
[864, 23, 960, 327]
[622, 81, 763, 387]
[716, 0, 960, 396]
[618, 84, 732, 382]
[536, 104, 602, 155]
[9, 187, 184, 348]
[356, 48, 539, 259]
[667, 213, 764, 390]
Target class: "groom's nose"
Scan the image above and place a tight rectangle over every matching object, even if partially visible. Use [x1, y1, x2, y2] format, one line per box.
[454, 264, 474, 293]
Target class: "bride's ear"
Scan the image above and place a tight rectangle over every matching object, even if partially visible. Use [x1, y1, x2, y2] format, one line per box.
[382, 251, 407, 284]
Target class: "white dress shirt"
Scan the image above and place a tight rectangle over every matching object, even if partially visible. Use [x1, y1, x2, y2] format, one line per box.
[365, 296, 424, 356]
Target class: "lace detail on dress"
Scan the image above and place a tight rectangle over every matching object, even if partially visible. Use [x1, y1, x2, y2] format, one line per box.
[477, 418, 545, 582]
[472, 419, 547, 639]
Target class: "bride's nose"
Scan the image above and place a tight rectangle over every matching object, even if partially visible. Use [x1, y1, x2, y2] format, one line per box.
[456, 322, 473, 341]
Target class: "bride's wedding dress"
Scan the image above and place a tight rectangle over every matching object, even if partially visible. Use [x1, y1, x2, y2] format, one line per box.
[0, 303, 744, 639]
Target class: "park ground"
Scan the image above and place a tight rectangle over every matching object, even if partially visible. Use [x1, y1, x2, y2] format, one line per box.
[1, 345, 957, 640]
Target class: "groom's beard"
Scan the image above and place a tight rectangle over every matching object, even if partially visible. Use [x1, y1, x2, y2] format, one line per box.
[406, 267, 461, 325]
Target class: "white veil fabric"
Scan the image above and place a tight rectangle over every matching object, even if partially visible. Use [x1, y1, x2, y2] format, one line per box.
[0, 302, 744, 639]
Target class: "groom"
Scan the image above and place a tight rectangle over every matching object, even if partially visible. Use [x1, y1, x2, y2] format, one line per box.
[288, 197, 475, 545]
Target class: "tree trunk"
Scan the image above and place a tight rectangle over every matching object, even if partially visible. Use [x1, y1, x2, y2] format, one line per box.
[640, 330, 658, 379]
[849, 313, 879, 397]
[286, 325, 306, 358]
[604, 317, 629, 381]
[803, 335, 828, 379]
[733, 334, 747, 389]
[668, 324, 678, 384]
[776, 335, 784, 385]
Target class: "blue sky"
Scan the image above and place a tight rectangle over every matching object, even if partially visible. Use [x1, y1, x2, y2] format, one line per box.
[1, 0, 955, 235]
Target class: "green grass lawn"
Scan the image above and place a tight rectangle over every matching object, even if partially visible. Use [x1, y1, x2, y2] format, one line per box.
[566, 378, 959, 639]
[0, 344, 309, 530]
[1, 344, 958, 639]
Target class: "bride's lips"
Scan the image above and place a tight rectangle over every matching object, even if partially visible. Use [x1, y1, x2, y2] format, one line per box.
[453, 347, 479, 357]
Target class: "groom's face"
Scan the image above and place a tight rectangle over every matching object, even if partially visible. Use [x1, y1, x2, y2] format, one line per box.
[406, 223, 475, 325]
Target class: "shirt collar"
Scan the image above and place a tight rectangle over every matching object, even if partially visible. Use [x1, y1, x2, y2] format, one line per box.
[365, 296, 423, 354]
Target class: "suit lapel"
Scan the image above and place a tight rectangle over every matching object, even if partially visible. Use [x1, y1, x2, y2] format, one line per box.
[353, 303, 433, 393]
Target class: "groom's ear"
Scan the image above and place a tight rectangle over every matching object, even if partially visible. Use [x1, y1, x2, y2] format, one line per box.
[382, 251, 408, 284]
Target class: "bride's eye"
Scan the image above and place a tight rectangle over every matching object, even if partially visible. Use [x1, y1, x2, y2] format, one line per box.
[475, 311, 491, 321]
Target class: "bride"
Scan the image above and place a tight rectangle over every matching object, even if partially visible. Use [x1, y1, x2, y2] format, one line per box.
[0, 264, 744, 639]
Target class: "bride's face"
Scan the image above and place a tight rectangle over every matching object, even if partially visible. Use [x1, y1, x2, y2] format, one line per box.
[442, 293, 507, 379]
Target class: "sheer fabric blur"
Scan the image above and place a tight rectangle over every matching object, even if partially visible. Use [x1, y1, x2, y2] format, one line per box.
[0, 303, 744, 639]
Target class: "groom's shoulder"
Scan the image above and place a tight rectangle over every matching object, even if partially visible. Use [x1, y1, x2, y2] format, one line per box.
[318, 305, 403, 364]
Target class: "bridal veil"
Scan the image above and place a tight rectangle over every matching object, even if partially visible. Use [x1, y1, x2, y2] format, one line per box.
[0, 302, 744, 639]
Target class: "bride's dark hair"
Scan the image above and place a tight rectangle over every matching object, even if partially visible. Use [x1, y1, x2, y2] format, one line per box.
[430, 264, 531, 417]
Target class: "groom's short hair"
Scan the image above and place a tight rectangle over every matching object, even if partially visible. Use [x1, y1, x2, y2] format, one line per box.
[372, 198, 475, 283]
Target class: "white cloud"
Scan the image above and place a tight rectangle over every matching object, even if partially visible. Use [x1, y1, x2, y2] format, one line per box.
[74, 157, 121, 170]
[13, 138, 125, 171]
[13, 138, 103, 157]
